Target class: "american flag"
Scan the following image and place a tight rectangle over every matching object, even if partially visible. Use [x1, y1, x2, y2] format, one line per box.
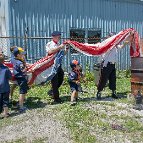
[4, 28, 140, 85]
[4, 50, 65, 85]
[64, 28, 140, 57]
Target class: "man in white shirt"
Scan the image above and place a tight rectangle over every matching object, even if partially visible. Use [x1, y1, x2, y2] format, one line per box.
[46, 31, 68, 103]
[96, 33, 129, 100]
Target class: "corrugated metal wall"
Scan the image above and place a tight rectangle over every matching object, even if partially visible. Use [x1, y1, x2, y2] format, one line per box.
[0, 0, 10, 55]
[8, 0, 143, 71]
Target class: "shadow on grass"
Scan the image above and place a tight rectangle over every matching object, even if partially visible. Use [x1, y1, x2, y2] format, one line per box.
[78, 92, 128, 103]
[3, 97, 47, 118]
[10, 97, 47, 111]
[26, 97, 47, 109]
[117, 92, 128, 99]
[60, 95, 70, 102]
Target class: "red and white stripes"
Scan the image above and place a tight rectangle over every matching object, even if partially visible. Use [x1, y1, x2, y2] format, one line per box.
[64, 28, 140, 57]
[4, 28, 140, 85]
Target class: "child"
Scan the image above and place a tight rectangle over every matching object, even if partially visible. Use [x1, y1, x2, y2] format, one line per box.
[0, 52, 12, 117]
[68, 60, 82, 105]
[12, 47, 29, 113]
[10, 46, 27, 66]
[10, 46, 30, 104]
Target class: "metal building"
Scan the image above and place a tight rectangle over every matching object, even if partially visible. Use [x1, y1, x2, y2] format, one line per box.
[1, 0, 143, 71]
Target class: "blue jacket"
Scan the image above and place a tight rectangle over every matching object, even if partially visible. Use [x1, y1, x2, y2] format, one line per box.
[13, 58, 26, 78]
[68, 71, 78, 83]
[0, 64, 12, 93]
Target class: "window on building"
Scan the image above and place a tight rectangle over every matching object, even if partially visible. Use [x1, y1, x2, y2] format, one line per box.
[88, 30, 101, 44]
[70, 29, 85, 54]
[70, 28, 101, 54]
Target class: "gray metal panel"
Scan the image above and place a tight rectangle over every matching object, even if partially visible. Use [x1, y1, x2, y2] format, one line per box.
[0, 0, 10, 55]
[8, 0, 143, 71]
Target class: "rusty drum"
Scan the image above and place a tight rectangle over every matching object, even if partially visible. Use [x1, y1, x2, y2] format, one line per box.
[131, 57, 143, 94]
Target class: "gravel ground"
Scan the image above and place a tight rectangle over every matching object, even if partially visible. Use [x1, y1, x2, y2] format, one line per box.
[84, 101, 143, 143]
[0, 105, 73, 143]
[1, 97, 143, 143]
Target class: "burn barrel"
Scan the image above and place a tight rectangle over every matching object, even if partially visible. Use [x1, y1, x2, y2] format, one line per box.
[131, 57, 143, 94]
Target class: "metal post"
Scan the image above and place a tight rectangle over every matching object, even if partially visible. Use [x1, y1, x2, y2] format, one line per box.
[24, 27, 28, 59]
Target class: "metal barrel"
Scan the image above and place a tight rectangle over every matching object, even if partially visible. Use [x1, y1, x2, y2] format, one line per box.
[131, 57, 143, 94]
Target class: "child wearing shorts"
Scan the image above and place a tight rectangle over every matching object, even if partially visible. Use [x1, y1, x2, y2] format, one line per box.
[12, 47, 29, 113]
[9, 46, 28, 103]
[68, 60, 81, 105]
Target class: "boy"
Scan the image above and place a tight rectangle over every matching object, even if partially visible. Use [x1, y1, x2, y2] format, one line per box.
[0, 52, 12, 117]
[9, 46, 27, 103]
[68, 60, 81, 105]
[12, 47, 29, 113]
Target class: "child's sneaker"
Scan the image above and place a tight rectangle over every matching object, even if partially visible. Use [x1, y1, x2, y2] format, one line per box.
[70, 101, 77, 106]
[19, 106, 28, 113]
[75, 97, 78, 102]
[11, 101, 19, 109]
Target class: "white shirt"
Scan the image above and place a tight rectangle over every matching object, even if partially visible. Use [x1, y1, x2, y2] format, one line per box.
[99, 45, 121, 67]
[46, 40, 59, 55]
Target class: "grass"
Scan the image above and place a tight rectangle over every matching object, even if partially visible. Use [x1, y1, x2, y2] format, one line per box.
[57, 105, 97, 143]
[9, 138, 26, 143]
[1, 71, 143, 143]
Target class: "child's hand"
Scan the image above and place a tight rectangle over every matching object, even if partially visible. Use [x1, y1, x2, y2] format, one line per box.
[76, 81, 80, 85]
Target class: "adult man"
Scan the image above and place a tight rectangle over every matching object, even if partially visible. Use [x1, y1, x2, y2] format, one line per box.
[46, 31, 68, 103]
[96, 33, 129, 100]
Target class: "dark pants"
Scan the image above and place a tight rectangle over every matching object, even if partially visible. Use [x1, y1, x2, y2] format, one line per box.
[51, 66, 64, 100]
[97, 62, 116, 92]
[0, 92, 9, 113]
